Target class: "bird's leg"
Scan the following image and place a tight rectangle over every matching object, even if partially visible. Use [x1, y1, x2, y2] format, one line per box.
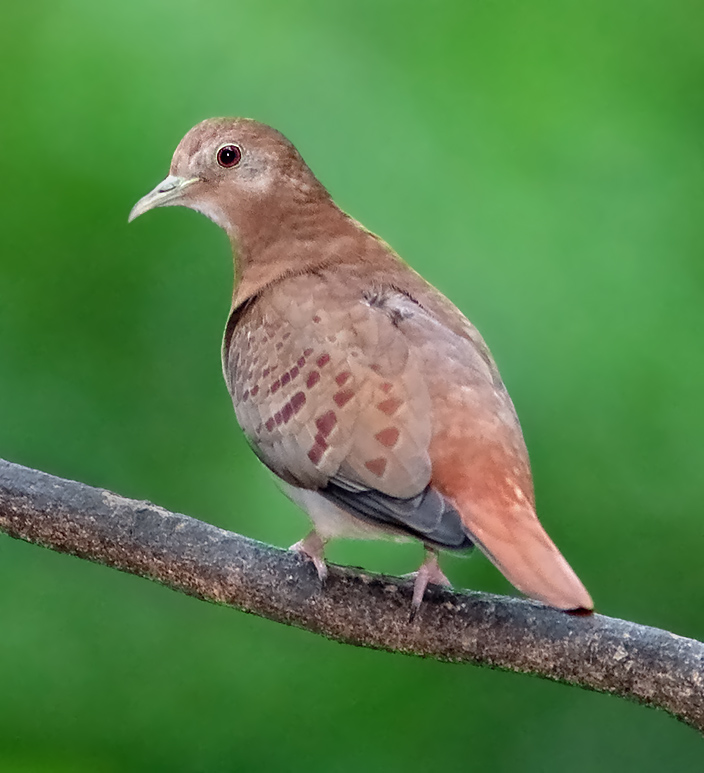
[409, 549, 452, 620]
[289, 530, 328, 583]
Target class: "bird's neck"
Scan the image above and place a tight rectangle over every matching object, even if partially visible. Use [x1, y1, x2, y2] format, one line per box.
[226, 188, 364, 309]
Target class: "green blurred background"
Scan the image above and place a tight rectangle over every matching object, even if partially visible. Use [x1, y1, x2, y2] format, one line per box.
[1, 0, 703, 769]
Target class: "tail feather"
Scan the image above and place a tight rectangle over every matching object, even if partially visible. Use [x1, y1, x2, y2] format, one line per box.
[459, 498, 593, 611]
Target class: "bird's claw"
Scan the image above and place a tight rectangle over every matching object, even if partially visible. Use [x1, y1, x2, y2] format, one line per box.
[289, 531, 328, 583]
[407, 552, 452, 621]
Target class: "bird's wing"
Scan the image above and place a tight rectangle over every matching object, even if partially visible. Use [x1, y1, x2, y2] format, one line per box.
[223, 274, 471, 548]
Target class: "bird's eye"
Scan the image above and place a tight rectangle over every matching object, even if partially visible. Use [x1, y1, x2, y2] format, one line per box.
[217, 144, 242, 168]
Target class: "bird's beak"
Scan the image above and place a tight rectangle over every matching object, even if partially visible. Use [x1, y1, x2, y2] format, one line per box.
[128, 175, 199, 223]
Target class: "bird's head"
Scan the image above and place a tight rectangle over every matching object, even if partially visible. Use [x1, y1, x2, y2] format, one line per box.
[129, 117, 327, 234]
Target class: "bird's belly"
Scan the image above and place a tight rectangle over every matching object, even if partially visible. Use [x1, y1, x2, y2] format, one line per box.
[278, 480, 411, 543]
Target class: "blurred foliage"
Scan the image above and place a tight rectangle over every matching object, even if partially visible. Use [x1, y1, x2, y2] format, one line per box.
[1, 0, 703, 769]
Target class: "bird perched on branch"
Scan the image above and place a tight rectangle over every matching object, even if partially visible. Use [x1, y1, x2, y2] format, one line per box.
[129, 118, 593, 616]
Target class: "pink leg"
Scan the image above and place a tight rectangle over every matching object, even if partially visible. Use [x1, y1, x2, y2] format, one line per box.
[289, 530, 328, 582]
[410, 550, 452, 619]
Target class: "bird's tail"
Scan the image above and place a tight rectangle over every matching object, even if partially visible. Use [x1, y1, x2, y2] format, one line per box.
[453, 491, 593, 612]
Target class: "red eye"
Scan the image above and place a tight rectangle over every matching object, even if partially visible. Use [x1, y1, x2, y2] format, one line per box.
[217, 144, 242, 168]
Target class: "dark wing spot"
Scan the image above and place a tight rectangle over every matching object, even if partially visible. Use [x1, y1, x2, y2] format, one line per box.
[333, 389, 355, 407]
[315, 410, 337, 436]
[308, 445, 323, 465]
[375, 427, 399, 448]
[306, 371, 320, 388]
[291, 392, 306, 413]
[377, 397, 401, 416]
[364, 457, 387, 477]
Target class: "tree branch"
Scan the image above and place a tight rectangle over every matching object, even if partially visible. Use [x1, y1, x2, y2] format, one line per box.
[0, 458, 702, 733]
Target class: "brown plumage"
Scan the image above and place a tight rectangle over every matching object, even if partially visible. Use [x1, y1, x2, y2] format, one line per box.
[130, 117, 593, 614]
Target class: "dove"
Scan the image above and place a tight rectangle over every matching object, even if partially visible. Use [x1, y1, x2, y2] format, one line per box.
[129, 118, 593, 615]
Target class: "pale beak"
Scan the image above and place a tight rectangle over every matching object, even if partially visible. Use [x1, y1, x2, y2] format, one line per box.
[128, 175, 199, 223]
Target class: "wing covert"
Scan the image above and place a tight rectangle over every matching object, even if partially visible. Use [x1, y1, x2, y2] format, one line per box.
[224, 274, 434, 499]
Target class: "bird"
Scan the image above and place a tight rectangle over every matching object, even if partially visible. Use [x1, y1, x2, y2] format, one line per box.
[129, 117, 593, 616]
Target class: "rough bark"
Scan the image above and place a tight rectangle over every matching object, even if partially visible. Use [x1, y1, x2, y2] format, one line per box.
[0, 458, 702, 733]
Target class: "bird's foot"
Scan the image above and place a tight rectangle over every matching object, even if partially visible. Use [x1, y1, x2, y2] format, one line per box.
[289, 530, 328, 583]
[407, 551, 452, 621]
